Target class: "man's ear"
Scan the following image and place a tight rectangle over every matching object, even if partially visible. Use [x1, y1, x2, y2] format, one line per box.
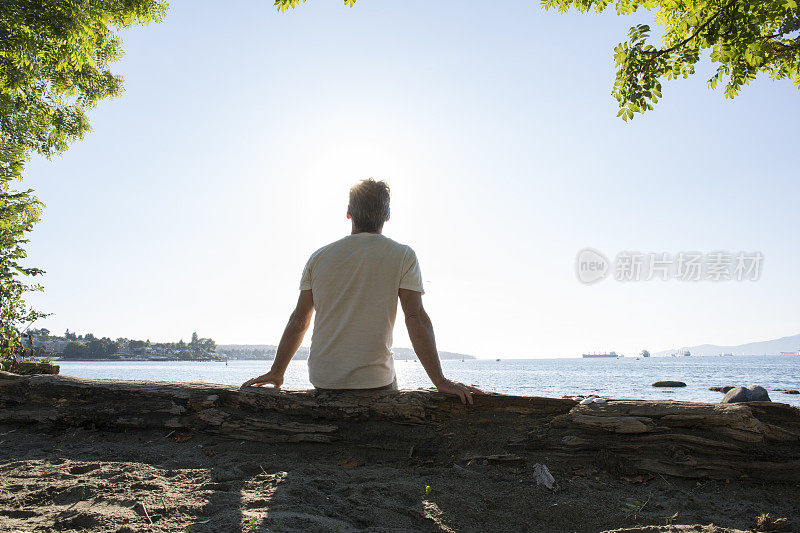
[386, 208, 390, 222]
[346, 206, 351, 220]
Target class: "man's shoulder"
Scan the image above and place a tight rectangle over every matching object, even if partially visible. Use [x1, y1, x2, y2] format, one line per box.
[311, 238, 342, 255]
[378, 235, 414, 252]
[370, 236, 418, 263]
[305, 235, 359, 262]
[306, 238, 343, 263]
[306, 235, 416, 268]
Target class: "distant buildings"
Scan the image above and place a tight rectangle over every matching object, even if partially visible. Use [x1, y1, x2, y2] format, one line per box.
[24, 329, 222, 361]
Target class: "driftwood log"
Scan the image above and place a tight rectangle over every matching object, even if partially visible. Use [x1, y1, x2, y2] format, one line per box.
[1, 371, 799, 481]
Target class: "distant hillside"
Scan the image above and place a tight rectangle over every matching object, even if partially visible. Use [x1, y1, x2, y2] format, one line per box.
[217, 345, 275, 351]
[391, 347, 476, 360]
[217, 345, 476, 360]
[654, 333, 800, 357]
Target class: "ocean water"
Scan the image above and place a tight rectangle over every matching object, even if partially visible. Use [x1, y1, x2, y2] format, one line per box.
[54, 355, 800, 406]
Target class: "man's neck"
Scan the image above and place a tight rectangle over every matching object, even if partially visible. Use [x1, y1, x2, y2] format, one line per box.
[351, 227, 382, 235]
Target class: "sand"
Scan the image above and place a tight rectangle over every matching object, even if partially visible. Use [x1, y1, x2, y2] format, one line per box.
[0, 422, 796, 532]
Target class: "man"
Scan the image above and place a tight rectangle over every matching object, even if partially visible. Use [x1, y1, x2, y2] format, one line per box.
[242, 179, 482, 404]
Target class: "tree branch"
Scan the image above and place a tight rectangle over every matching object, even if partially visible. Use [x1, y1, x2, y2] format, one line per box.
[645, 0, 737, 57]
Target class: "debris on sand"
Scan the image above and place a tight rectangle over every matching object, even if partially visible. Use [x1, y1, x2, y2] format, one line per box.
[755, 513, 790, 531]
[532, 463, 556, 490]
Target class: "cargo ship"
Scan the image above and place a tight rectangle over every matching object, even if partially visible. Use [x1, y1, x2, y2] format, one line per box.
[582, 351, 620, 358]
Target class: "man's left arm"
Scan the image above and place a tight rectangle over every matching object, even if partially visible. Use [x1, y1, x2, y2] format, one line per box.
[241, 290, 314, 388]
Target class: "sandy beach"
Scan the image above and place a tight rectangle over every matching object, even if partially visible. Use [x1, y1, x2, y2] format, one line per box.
[4, 1, 799, 531]
[0, 420, 796, 532]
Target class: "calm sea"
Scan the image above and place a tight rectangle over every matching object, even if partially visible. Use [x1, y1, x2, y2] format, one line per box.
[55, 355, 800, 406]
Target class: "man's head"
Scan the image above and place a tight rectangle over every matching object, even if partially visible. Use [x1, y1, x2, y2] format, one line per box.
[347, 179, 390, 233]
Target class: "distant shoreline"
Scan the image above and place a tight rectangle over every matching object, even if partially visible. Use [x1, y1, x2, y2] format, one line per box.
[50, 353, 799, 362]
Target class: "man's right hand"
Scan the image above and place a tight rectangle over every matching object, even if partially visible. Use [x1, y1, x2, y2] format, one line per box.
[241, 370, 284, 388]
[435, 378, 483, 405]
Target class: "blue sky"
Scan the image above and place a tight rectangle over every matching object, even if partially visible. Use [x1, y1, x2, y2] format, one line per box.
[23, 0, 800, 358]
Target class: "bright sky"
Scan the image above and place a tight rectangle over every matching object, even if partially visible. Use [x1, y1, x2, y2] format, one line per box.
[23, 0, 800, 358]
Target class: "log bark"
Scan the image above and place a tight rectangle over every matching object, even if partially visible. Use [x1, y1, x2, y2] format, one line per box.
[1, 371, 799, 481]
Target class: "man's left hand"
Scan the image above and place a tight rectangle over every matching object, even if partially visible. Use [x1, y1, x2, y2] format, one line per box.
[435, 378, 483, 405]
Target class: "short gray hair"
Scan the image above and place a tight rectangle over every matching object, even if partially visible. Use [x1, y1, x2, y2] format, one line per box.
[348, 179, 390, 232]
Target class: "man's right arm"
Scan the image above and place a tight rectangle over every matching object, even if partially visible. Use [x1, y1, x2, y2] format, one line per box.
[398, 288, 482, 404]
[241, 290, 314, 388]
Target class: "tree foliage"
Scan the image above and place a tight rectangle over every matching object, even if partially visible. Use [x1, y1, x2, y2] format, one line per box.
[541, 0, 800, 119]
[1, 0, 168, 365]
[0, 186, 45, 365]
[276, 0, 799, 119]
[0, 0, 169, 182]
[189, 332, 216, 355]
[273, 0, 356, 12]
[33, 329, 219, 360]
[61, 338, 120, 359]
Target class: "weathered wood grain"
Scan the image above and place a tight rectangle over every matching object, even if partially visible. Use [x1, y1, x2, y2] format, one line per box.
[1, 371, 798, 481]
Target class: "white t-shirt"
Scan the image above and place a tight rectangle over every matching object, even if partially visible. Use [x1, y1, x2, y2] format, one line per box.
[299, 233, 424, 389]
